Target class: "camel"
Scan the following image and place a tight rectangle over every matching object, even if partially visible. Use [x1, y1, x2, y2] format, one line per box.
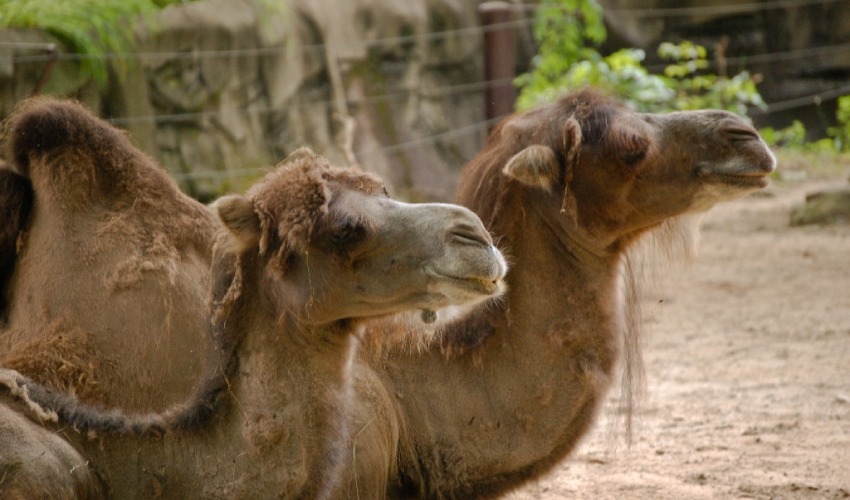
[0, 97, 218, 411]
[0, 145, 508, 498]
[351, 89, 777, 497]
[0, 90, 776, 497]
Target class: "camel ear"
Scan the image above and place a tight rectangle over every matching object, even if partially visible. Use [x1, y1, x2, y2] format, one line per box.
[502, 144, 559, 191]
[215, 195, 261, 251]
[560, 118, 582, 224]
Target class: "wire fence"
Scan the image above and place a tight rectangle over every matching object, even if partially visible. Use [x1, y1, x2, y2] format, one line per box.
[4, 4, 845, 98]
[106, 76, 516, 127]
[2, 0, 849, 186]
[171, 115, 506, 182]
[6, 17, 534, 64]
[515, 0, 843, 17]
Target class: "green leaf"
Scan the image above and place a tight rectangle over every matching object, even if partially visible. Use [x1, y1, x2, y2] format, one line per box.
[0, 0, 201, 87]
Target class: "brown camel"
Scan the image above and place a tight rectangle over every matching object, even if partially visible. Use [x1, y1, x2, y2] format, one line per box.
[0, 97, 217, 411]
[0, 90, 776, 497]
[352, 89, 777, 497]
[0, 146, 507, 498]
[0, 390, 102, 498]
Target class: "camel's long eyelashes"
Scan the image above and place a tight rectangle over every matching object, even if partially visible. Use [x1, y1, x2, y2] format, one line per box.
[330, 222, 367, 247]
[622, 149, 647, 167]
[320, 214, 372, 254]
[604, 127, 651, 170]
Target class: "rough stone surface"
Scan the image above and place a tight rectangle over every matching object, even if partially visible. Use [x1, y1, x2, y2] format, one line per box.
[7, 1, 844, 200]
[0, 0, 488, 202]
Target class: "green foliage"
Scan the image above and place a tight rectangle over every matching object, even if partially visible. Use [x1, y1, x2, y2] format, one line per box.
[657, 41, 765, 116]
[521, 47, 685, 112]
[759, 120, 808, 149]
[516, 0, 850, 152]
[0, 0, 190, 87]
[764, 95, 850, 153]
[515, 0, 765, 117]
[514, 0, 607, 110]
[826, 95, 850, 151]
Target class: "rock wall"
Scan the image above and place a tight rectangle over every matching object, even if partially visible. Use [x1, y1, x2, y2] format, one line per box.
[0, 0, 489, 202]
[8, 1, 839, 200]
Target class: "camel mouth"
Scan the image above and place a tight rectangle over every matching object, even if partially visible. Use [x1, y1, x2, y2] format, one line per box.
[424, 245, 508, 302]
[426, 269, 505, 299]
[703, 172, 770, 190]
[696, 158, 774, 191]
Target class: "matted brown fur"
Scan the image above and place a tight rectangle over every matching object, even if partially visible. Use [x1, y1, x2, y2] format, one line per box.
[2, 319, 117, 404]
[0, 97, 218, 411]
[0, 144, 508, 498]
[242, 148, 386, 261]
[367, 88, 775, 497]
[3, 96, 214, 240]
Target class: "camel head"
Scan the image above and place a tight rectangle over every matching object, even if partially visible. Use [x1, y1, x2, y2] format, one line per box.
[215, 148, 507, 325]
[493, 89, 776, 249]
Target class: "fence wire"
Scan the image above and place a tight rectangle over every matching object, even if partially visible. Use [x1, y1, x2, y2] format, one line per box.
[2, 0, 849, 185]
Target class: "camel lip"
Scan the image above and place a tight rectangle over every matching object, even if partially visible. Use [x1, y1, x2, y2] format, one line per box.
[702, 172, 770, 189]
[696, 160, 774, 190]
[425, 268, 505, 298]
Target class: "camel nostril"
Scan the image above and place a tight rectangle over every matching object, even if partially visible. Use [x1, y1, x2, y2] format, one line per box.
[447, 223, 492, 247]
[724, 126, 759, 142]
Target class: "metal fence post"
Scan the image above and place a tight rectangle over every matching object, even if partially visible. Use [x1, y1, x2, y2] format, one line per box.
[479, 1, 517, 127]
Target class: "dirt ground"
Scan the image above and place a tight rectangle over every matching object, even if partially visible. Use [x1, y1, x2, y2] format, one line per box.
[508, 165, 850, 499]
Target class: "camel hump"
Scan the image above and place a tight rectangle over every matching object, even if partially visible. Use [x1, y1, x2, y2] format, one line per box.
[7, 97, 114, 176]
[4, 97, 166, 203]
[0, 165, 33, 321]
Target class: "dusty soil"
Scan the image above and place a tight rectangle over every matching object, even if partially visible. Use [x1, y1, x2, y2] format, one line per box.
[509, 168, 850, 499]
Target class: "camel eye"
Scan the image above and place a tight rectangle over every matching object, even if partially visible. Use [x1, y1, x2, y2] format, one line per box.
[622, 149, 646, 166]
[330, 222, 365, 247]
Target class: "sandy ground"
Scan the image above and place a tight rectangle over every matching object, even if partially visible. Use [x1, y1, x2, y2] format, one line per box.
[508, 172, 850, 499]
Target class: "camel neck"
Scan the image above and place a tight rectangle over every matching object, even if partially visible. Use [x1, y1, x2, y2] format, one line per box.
[211, 260, 358, 499]
[62, 256, 359, 498]
[382, 193, 625, 497]
[237, 314, 358, 499]
[529, 193, 617, 270]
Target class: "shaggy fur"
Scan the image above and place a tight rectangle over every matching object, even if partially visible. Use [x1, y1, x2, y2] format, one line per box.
[3, 96, 215, 240]
[367, 88, 776, 497]
[0, 121, 505, 498]
[0, 90, 774, 498]
[0, 97, 217, 411]
[2, 320, 117, 404]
